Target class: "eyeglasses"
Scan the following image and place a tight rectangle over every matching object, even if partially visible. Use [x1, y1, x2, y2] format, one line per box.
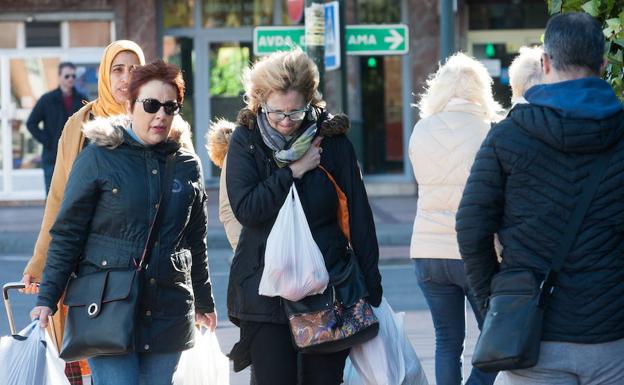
[135, 98, 181, 116]
[64, 74, 76, 79]
[263, 103, 310, 122]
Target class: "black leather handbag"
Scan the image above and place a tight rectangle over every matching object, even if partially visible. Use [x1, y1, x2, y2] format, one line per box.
[59, 154, 175, 362]
[472, 149, 615, 372]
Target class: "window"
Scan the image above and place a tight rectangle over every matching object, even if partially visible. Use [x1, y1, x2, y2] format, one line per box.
[203, 0, 273, 28]
[163, 0, 195, 28]
[356, 0, 401, 23]
[69, 22, 111, 47]
[25, 22, 61, 47]
[469, 2, 548, 30]
[0, 22, 19, 49]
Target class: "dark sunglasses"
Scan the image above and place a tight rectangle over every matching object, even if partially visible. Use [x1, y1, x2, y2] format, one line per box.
[64, 74, 76, 79]
[135, 98, 181, 115]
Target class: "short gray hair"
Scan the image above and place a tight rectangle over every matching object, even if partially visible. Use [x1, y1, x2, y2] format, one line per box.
[543, 12, 604, 75]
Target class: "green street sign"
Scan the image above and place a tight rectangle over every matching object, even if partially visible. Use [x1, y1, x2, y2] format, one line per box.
[253, 24, 409, 56]
[345, 25, 408, 55]
[253, 27, 305, 56]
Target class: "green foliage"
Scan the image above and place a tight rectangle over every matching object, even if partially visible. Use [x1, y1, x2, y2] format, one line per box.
[210, 47, 250, 97]
[547, 0, 624, 101]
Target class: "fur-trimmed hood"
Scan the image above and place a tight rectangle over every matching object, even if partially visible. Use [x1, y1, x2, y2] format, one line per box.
[206, 118, 236, 169]
[206, 108, 350, 168]
[82, 114, 194, 151]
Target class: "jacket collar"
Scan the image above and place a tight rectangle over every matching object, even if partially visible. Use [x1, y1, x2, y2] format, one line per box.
[82, 115, 180, 154]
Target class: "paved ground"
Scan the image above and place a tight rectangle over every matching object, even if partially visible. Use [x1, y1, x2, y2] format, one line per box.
[0, 251, 483, 385]
[0, 189, 487, 384]
[0, 190, 416, 257]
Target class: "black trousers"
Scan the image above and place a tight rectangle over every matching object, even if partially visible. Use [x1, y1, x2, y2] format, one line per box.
[248, 322, 350, 385]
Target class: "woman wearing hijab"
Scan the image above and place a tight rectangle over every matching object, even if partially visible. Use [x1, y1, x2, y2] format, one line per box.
[20, 40, 192, 383]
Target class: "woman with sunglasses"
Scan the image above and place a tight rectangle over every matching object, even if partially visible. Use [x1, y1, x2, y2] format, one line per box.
[224, 48, 382, 385]
[31, 60, 216, 385]
[21, 40, 194, 384]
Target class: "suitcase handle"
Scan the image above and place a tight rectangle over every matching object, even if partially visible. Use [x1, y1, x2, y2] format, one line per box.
[3, 282, 28, 335]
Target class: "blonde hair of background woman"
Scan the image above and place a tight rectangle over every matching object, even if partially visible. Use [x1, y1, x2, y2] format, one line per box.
[508, 46, 544, 101]
[416, 52, 502, 121]
[242, 48, 326, 113]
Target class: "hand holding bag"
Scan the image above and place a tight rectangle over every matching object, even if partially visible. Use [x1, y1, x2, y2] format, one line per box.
[472, 148, 616, 372]
[59, 154, 175, 362]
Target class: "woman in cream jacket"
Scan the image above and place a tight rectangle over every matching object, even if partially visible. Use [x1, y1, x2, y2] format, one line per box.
[409, 53, 501, 385]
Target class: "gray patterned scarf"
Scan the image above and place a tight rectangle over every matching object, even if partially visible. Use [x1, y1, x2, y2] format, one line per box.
[257, 111, 317, 167]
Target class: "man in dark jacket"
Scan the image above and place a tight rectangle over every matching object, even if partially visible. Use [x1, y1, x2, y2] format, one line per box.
[26, 62, 87, 195]
[456, 12, 624, 384]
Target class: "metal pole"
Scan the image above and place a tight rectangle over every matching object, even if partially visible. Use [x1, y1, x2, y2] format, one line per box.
[339, 0, 348, 114]
[305, 0, 325, 94]
[439, 0, 454, 61]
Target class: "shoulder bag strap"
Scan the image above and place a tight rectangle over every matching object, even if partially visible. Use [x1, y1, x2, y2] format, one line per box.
[135, 153, 176, 271]
[544, 146, 617, 289]
[318, 165, 351, 243]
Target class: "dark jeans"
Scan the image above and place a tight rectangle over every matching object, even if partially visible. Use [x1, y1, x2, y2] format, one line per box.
[42, 161, 54, 197]
[414, 258, 497, 385]
[88, 351, 182, 385]
[248, 322, 349, 385]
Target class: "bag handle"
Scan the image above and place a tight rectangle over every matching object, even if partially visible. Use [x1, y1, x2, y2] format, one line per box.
[135, 153, 176, 271]
[318, 165, 351, 243]
[544, 147, 617, 290]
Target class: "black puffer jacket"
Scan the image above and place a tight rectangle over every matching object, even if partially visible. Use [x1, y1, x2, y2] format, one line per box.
[37, 116, 214, 353]
[26, 87, 87, 165]
[225, 110, 382, 325]
[456, 78, 624, 343]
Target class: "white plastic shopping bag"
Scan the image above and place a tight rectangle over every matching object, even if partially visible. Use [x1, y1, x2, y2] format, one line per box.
[44, 327, 72, 385]
[258, 184, 329, 301]
[0, 320, 69, 385]
[344, 298, 428, 385]
[172, 327, 229, 385]
[396, 311, 429, 385]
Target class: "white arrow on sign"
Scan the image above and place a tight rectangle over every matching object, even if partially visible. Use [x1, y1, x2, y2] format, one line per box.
[384, 29, 404, 50]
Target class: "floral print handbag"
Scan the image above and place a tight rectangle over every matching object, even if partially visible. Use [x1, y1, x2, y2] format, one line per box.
[283, 251, 379, 354]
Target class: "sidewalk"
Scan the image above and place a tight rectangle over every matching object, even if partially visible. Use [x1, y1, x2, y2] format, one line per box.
[219, 309, 481, 385]
[0, 188, 417, 261]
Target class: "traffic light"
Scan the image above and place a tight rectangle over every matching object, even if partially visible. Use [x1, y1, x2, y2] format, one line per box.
[485, 44, 496, 58]
[367, 57, 377, 68]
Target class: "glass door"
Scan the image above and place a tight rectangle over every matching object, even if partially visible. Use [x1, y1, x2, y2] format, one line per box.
[207, 41, 254, 178]
[0, 51, 99, 200]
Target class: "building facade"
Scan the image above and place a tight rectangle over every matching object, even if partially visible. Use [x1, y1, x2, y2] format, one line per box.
[0, 0, 547, 200]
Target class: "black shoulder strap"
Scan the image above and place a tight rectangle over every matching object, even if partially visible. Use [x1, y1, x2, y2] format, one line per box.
[549, 147, 617, 275]
[135, 153, 176, 270]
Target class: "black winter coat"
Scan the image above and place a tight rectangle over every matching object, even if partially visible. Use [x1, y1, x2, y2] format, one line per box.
[37, 117, 214, 353]
[225, 110, 382, 325]
[456, 102, 624, 343]
[26, 87, 87, 165]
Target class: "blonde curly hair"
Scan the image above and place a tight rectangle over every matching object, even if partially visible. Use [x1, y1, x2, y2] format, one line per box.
[242, 48, 326, 113]
[416, 52, 502, 120]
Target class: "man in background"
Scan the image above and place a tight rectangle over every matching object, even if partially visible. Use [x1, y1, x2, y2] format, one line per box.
[26, 62, 87, 196]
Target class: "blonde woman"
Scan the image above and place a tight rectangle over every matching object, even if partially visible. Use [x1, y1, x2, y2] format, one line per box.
[509, 46, 544, 105]
[409, 52, 501, 385]
[225, 49, 382, 385]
